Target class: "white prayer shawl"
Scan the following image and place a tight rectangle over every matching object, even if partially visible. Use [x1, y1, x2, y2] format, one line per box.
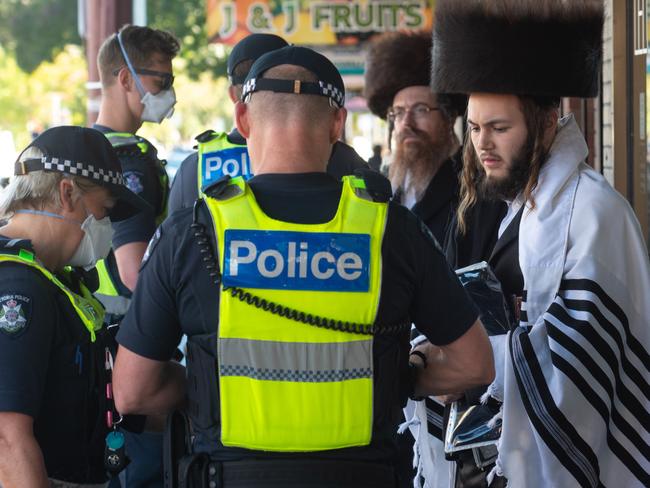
[489, 115, 650, 487]
[402, 332, 454, 488]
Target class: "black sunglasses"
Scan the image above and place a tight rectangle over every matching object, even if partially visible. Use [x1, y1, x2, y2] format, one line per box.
[113, 67, 174, 90]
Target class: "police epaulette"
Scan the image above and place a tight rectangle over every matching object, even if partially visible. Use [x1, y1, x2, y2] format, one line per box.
[354, 168, 392, 202]
[203, 175, 232, 199]
[194, 130, 217, 144]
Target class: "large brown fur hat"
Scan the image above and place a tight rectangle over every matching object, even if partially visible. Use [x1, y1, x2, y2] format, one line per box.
[364, 31, 433, 119]
[431, 0, 604, 98]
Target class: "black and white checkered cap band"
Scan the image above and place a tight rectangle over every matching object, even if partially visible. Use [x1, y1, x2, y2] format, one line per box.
[19, 156, 124, 186]
[318, 81, 344, 108]
[242, 77, 344, 108]
[242, 77, 257, 98]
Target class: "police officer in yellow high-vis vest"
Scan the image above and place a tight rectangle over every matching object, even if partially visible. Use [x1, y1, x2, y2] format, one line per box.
[93, 25, 179, 323]
[113, 47, 495, 488]
[92, 25, 180, 488]
[0, 126, 150, 487]
[167, 33, 370, 214]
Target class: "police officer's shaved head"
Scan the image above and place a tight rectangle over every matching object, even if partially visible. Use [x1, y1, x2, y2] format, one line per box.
[242, 46, 345, 129]
[235, 46, 347, 173]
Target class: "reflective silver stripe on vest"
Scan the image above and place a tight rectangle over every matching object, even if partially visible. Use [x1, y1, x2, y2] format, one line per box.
[106, 134, 140, 147]
[219, 338, 372, 382]
[95, 293, 131, 316]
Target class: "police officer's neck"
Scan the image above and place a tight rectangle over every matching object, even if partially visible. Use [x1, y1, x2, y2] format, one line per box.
[96, 94, 142, 135]
[251, 149, 328, 174]
[1, 216, 77, 271]
[248, 135, 330, 174]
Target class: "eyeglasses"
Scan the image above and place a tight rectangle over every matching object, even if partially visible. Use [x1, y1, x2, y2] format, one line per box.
[387, 103, 440, 123]
[112, 67, 175, 90]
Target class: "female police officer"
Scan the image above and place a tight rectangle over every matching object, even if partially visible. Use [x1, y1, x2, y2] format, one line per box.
[0, 126, 149, 487]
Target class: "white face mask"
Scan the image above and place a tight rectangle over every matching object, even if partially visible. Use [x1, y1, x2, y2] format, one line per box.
[140, 87, 176, 123]
[14, 209, 114, 270]
[116, 31, 176, 125]
[68, 213, 114, 270]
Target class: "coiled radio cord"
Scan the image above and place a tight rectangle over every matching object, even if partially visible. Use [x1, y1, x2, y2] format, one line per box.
[191, 199, 410, 336]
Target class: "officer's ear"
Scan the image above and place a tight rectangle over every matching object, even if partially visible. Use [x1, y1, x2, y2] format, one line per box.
[235, 101, 250, 139]
[116, 67, 133, 92]
[330, 107, 347, 144]
[58, 178, 77, 214]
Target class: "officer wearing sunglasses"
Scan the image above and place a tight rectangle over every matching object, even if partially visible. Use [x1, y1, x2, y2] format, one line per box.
[92, 24, 180, 488]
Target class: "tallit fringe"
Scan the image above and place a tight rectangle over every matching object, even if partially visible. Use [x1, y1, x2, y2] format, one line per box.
[485, 380, 503, 402]
[398, 408, 424, 488]
[486, 409, 503, 430]
[486, 457, 505, 487]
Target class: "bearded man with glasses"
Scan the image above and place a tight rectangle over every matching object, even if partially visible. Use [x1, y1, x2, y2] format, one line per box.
[365, 30, 510, 488]
[365, 31, 488, 246]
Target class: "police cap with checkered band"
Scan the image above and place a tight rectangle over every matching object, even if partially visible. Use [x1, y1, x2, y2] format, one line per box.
[227, 33, 289, 85]
[14, 126, 151, 221]
[241, 46, 345, 109]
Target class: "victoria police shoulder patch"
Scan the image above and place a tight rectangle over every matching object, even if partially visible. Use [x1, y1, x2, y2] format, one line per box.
[123, 171, 145, 195]
[0, 294, 31, 337]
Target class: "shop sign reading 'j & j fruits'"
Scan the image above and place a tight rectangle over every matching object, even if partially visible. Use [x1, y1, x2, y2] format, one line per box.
[207, 0, 435, 46]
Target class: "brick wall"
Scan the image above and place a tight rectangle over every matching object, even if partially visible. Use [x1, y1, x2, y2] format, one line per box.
[602, 0, 614, 185]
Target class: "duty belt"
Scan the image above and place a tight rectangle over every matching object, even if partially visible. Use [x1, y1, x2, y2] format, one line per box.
[181, 458, 397, 488]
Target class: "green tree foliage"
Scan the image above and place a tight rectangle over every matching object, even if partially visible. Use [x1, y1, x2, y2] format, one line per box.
[0, 44, 87, 149]
[148, 0, 228, 80]
[0, 0, 80, 73]
[0, 0, 227, 79]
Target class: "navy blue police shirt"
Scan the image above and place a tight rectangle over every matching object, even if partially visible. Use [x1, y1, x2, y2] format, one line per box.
[93, 124, 162, 249]
[167, 128, 369, 214]
[0, 238, 105, 482]
[117, 172, 479, 460]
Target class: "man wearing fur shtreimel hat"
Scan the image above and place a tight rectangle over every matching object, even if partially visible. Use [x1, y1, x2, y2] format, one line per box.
[364, 31, 470, 245]
[419, 1, 650, 487]
[365, 31, 508, 488]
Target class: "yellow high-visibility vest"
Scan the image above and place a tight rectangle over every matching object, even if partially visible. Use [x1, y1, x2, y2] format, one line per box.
[0, 248, 104, 341]
[205, 175, 387, 451]
[96, 131, 169, 316]
[197, 131, 250, 195]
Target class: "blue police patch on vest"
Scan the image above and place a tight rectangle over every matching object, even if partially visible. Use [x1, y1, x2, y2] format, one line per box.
[0, 294, 31, 337]
[201, 147, 251, 191]
[223, 230, 370, 292]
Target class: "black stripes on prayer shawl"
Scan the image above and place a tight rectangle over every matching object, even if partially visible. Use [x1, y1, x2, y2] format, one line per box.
[512, 278, 650, 487]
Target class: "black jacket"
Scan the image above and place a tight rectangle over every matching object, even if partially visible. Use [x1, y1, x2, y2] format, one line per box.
[394, 155, 460, 245]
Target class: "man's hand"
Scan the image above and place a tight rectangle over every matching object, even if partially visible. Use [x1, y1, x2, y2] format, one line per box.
[412, 319, 495, 398]
[435, 393, 464, 404]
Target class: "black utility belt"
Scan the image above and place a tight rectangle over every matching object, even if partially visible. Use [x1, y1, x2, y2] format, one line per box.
[180, 456, 397, 488]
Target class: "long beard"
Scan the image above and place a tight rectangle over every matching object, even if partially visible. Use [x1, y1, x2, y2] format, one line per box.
[478, 139, 534, 202]
[390, 128, 450, 201]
